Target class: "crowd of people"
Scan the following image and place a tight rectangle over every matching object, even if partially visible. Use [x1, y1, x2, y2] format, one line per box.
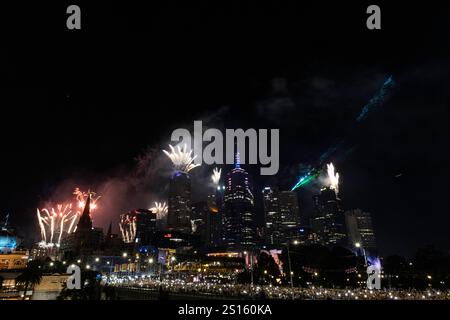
[107, 277, 450, 300]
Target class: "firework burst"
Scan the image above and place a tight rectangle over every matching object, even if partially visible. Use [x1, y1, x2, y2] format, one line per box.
[73, 188, 101, 211]
[36, 203, 78, 248]
[150, 201, 168, 220]
[37, 188, 101, 248]
[211, 167, 221, 185]
[327, 163, 340, 194]
[119, 213, 137, 244]
[163, 144, 200, 173]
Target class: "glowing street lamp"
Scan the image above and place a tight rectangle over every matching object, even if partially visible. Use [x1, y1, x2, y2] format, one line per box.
[354, 242, 367, 266]
[122, 252, 128, 258]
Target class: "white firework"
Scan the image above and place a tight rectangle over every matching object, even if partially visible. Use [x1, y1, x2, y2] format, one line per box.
[211, 167, 221, 185]
[36, 204, 78, 248]
[150, 202, 168, 220]
[327, 162, 340, 194]
[119, 214, 136, 244]
[163, 144, 200, 173]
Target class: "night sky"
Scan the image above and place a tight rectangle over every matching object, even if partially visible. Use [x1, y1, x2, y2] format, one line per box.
[2, 2, 450, 257]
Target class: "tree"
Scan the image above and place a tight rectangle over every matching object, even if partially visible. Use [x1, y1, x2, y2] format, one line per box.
[16, 260, 43, 300]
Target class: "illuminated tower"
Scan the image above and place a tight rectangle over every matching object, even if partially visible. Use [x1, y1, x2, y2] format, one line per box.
[206, 180, 225, 248]
[345, 209, 377, 253]
[223, 154, 255, 249]
[278, 190, 300, 243]
[311, 187, 346, 246]
[263, 187, 282, 246]
[167, 171, 192, 232]
[263, 187, 300, 246]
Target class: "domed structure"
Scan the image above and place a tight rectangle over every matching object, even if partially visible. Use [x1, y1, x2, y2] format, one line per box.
[0, 229, 17, 253]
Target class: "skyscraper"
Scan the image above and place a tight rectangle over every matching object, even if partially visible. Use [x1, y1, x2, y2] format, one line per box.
[263, 187, 300, 246]
[278, 190, 301, 242]
[310, 187, 347, 246]
[262, 187, 282, 246]
[191, 201, 208, 239]
[345, 209, 377, 252]
[223, 157, 255, 249]
[167, 171, 192, 232]
[206, 186, 224, 247]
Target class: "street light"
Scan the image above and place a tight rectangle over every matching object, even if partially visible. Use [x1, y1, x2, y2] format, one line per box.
[122, 252, 127, 257]
[287, 240, 299, 288]
[354, 242, 367, 266]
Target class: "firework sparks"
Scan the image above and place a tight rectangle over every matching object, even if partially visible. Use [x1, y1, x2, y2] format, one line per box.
[211, 167, 221, 185]
[119, 213, 137, 244]
[163, 144, 200, 173]
[36, 203, 78, 248]
[327, 163, 340, 194]
[150, 202, 168, 220]
[73, 188, 101, 211]
[37, 188, 101, 248]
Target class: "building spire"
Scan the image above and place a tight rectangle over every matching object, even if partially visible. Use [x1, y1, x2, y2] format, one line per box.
[235, 152, 241, 168]
[77, 192, 92, 231]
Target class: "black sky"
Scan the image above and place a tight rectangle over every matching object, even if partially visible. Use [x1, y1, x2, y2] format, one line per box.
[2, 1, 450, 256]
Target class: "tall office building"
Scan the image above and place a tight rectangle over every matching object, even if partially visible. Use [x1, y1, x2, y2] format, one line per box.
[206, 185, 225, 247]
[262, 187, 282, 246]
[278, 190, 301, 242]
[345, 209, 377, 252]
[310, 187, 347, 246]
[191, 201, 208, 239]
[263, 187, 300, 246]
[223, 157, 255, 249]
[167, 171, 192, 232]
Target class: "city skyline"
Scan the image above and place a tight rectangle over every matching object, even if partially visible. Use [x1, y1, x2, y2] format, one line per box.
[1, 1, 450, 304]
